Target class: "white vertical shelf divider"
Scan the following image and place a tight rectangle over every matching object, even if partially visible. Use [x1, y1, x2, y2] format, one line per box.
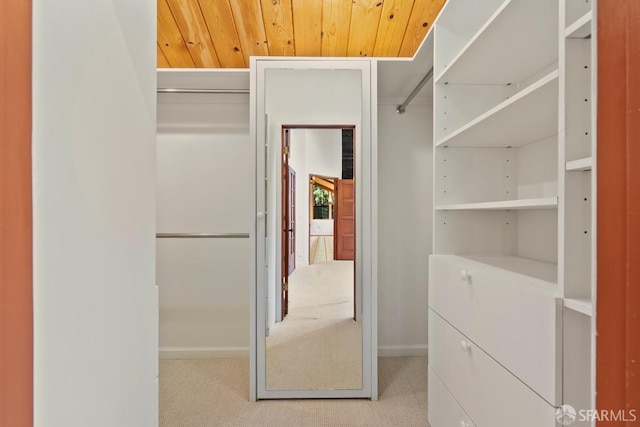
[561, 0, 596, 423]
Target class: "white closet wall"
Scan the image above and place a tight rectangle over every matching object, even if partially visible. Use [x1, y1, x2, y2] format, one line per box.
[377, 101, 433, 355]
[157, 61, 433, 359]
[376, 34, 435, 356]
[157, 72, 253, 358]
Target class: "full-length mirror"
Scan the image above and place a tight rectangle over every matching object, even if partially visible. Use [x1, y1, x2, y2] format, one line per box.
[253, 60, 375, 400]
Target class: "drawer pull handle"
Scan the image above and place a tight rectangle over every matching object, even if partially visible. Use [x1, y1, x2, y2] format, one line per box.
[460, 340, 472, 352]
[460, 269, 471, 282]
[460, 421, 470, 427]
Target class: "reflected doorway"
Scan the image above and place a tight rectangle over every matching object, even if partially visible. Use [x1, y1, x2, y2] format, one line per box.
[309, 175, 336, 265]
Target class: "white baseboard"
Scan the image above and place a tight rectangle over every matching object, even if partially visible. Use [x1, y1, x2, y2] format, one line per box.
[378, 345, 428, 357]
[159, 346, 249, 359]
[160, 345, 426, 359]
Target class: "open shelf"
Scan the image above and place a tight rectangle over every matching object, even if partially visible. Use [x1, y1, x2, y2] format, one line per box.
[566, 157, 592, 171]
[436, 71, 558, 148]
[566, 11, 592, 38]
[436, 196, 558, 211]
[435, 0, 558, 85]
[564, 298, 593, 316]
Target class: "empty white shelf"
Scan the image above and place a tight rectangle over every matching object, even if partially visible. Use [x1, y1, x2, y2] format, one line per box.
[566, 11, 592, 38]
[564, 298, 593, 316]
[435, 0, 558, 85]
[566, 157, 593, 171]
[436, 196, 558, 211]
[436, 71, 558, 148]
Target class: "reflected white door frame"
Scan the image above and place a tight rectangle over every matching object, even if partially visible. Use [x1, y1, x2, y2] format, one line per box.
[250, 58, 378, 400]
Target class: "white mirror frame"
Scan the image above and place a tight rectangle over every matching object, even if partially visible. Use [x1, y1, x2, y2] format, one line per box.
[249, 58, 378, 400]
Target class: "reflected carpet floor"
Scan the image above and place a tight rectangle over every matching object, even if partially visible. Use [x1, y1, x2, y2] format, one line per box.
[159, 356, 429, 427]
[267, 261, 360, 390]
[309, 236, 334, 263]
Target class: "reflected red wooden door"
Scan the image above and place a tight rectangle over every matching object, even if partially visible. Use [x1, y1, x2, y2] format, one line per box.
[334, 179, 355, 261]
[288, 167, 296, 276]
[334, 178, 356, 320]
[281, 129, 291, 319]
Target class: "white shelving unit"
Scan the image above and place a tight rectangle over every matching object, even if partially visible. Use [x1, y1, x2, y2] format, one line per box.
[566, 11, 593, 38]
[435, 0, 558, 85]
[566, 157, 593, 171]
[436, 196, 558, 211]
[564, 298, 593, 316]
[428, 0, 597, 425]
[435, 70, 559, 148]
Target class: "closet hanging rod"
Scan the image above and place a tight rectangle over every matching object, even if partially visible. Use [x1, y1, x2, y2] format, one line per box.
[396, 67, 433, 114]
[156, 233, 250, 239]
[157, 88, 249, 94]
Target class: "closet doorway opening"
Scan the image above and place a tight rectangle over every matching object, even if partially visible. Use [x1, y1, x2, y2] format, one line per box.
[309, 174, 337, 265]
[280, 126, 355, 323]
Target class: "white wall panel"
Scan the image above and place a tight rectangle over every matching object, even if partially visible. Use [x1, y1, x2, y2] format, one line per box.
[157, 239, 250, 353]
[377, 102, 432, 354]
[156, 100, 252, 356]
[156, 131, 252, 233]
[33, 0, 157, 425]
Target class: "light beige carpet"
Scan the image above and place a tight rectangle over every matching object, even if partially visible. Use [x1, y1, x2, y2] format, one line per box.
[160, 356, 429, 427]
[267, 261, 360, 390]
[309, 236, 334, 264]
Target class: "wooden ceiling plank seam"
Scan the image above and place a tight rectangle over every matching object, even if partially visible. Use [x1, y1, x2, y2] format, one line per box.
[292, 0, 323, 57]
[346, 0, 385, 57]
[166, 0, 222, 67]
[157, 43, 171, 68]
[398, 0, 445, 57]
[260, 0, 296, 57]
[321, 0, 354, 57]
[229, 0, 270, 66]
[198, 0, 247, 67]
[289, 0, 297, 57]
[157, 0, 197, 67]
[373, 0, 416, 56]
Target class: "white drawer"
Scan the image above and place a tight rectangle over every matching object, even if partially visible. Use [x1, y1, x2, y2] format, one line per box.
[429, 366, 476, 427]
[429, 255, 562, 405]
[429, 310, 557, 427]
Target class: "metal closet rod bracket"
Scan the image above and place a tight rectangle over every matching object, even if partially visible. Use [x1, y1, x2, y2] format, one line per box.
[396, 67, 434, 114]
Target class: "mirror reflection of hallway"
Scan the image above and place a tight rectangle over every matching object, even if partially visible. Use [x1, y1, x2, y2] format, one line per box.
[267, 126, 360, 391]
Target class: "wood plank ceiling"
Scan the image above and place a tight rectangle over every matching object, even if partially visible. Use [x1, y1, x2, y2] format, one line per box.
[158, 0, 446, 68]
